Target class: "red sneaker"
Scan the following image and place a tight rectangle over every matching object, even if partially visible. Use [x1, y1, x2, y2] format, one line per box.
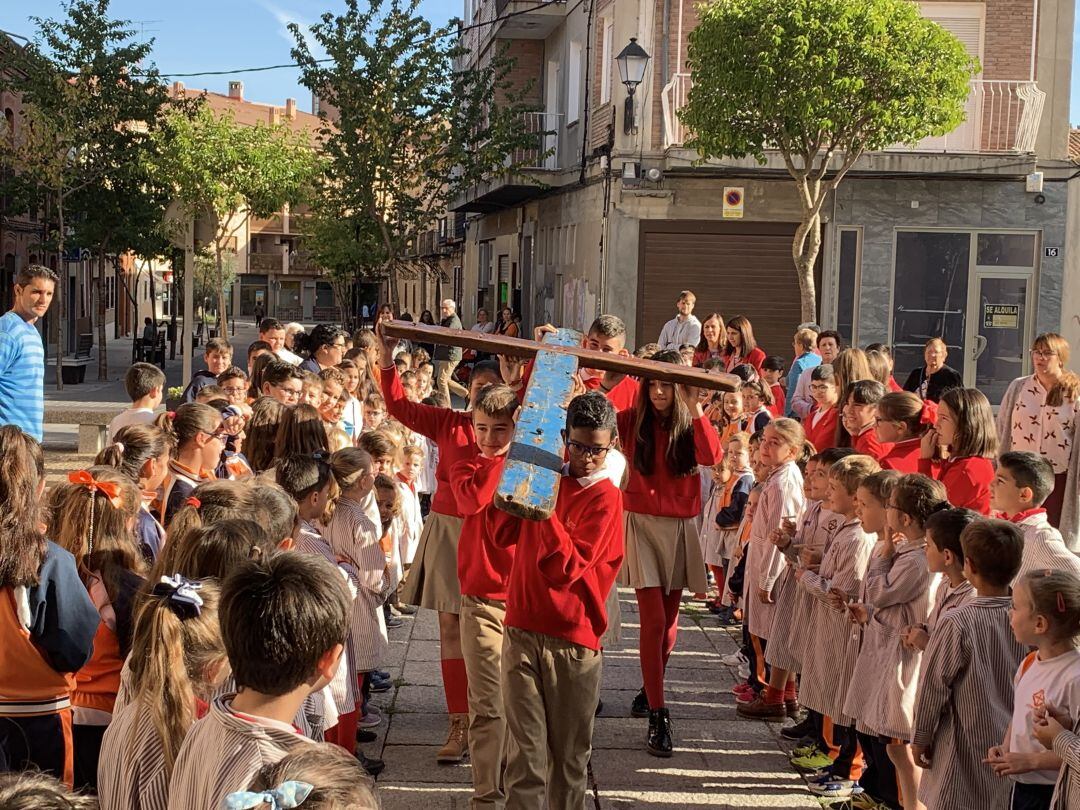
[731, 682, 755, 697]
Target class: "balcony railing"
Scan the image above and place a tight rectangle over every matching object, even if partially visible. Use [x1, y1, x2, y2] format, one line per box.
[511, 112, 563, 171]
[661, 73, 1045, 154]
[250, 213, 285, 233]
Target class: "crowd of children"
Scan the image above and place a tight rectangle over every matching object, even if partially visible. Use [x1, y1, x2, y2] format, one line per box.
[3, 312, 1080, 810]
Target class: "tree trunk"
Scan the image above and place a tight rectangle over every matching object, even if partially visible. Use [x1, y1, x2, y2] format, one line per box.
[216, 244, 227, 335]
[96, 246, 108, 381]
[55, 195, 65, 391]
[792, 211, 822, 325]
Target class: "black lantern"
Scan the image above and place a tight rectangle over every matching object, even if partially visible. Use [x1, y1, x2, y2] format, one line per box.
[615, 37, 651, 135]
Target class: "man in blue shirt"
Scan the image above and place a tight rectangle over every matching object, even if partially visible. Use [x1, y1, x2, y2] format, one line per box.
[0, 265, 57, 440]
[785, 325, 822, 418]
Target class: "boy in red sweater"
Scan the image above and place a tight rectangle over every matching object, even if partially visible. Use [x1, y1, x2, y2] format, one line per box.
[448, 384, 520, 809]
[498, 391, 625, 808]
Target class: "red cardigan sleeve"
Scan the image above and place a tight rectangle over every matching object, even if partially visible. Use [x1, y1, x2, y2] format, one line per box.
[747, 347, 766, 372]
[693, 413, 723, 466]
[449, 455, 504, 517]
[381, 364, 453, 441]
[535, 486, 622, 586]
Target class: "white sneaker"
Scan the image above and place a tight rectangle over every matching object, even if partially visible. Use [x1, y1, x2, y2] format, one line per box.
[721, 650, 748, 667]
[737, 661, 750, 680]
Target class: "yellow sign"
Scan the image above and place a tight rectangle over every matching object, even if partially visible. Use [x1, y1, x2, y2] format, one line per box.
[723, 187, 744, 219]
[983, 304, 1019, 329]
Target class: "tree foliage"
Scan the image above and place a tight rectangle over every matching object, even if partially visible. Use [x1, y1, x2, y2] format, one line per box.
[0, 0, 176, 384]
[289, 0, 536, 313]
[681, 0, 978, 320]
[151, 104, 321, 330]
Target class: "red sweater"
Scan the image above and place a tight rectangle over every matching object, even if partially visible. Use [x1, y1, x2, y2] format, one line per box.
[382, 365, 475, 518]
[525, 363, 640, 413]
[725, 346, 766, 373]
[499, 475, 625, 650]
[804, 405, 839, 452]
[852, 426, 893, 462]
[918, 455, 994, 515]
[449, 454, 517, 601]
[616, 408, 723, 517]
[880, 438, 922, 473]
[768, 384, 786, 418]
[887, 376, 902, 393]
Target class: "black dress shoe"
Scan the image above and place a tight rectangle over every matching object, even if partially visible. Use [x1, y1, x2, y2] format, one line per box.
[630, 687, 651, 718]
[356, 728, 378, 743]
[646, 708, 673, 758]
[395, 602, 418, 615]
[356, 751, 385, 777]
[780, 713, 816, 740]
[385, 615, 404, 629]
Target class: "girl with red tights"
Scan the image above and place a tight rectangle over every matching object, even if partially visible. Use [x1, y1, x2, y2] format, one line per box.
[617, 349, 723, 757]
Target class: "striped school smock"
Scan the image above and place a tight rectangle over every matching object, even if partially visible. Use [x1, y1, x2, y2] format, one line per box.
[97, 696, 173, 810]
[797, 519, 874, 726]
[789, 506, 844, 669]
[294, 522, 360, 718]
[925, 579, 974, 638]
[167, 694, 314, 810]
[843, 541, 936, 740]
[325, 497, 392, 673]
[766, 501, 842, 672]
[744, 461, 805, 640]
[912, 597, 1027, 810]
[1051, 715, 1080, 809]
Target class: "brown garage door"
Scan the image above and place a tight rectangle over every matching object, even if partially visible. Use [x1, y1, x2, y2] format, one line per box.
[637, 221, 822, 360]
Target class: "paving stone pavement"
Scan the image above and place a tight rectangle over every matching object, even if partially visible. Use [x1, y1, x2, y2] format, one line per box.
[363, 591, 819, 810]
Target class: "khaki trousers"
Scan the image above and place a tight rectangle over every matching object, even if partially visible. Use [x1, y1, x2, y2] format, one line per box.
[435, 358, 469, 403]
[459, 595, 509, 809]
[501, 626, 603, 810]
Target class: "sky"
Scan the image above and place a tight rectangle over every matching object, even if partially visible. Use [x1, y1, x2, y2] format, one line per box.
[0, 0, 463, 113]
[2, 0, 1080, 123]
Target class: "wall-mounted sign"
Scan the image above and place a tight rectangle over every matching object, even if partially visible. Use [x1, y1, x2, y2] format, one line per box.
[984, 304, 1019, 329]
[723, 187, 744, 219]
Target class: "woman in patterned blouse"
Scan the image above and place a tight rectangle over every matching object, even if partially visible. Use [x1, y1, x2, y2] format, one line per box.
[996, 333, 1080, 530]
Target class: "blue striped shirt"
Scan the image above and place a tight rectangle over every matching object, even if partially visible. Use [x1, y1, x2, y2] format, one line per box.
[0, 311, 45, 440]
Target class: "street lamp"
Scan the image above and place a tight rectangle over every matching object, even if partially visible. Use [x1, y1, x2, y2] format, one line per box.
[616, 37, 651, 135]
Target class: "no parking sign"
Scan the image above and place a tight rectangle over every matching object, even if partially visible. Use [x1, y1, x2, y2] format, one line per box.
[723, 187, 744, 218]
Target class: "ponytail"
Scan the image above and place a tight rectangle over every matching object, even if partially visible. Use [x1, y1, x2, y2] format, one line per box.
[156, 403, 220, 450]
[150, 480, 252, 581]
[0, 426, 46, 588]
[96, 424, 174, 485]
[128, 576, 224, 777]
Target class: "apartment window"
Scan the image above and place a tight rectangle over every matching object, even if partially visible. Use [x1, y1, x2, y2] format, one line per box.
[836, 228, 862, 346]
[600, 20, 614, 104]
[567, 41, 582, 125]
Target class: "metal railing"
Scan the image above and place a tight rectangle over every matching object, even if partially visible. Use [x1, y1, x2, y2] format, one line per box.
[249, 252, 283, 272]
[511, 111, 563, 170]
[660, 73, 1045, 154]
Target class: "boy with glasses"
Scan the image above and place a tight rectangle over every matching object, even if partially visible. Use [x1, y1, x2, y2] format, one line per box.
[260, 359, 305, 406]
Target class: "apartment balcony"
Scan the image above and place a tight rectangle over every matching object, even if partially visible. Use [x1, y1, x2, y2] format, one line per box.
[452, 112, 563, 214]
[250, 213, 285, 234]
[249, 251, 284, 273]
[661, 74, 1046, 155]
[492, 0, 566, 39]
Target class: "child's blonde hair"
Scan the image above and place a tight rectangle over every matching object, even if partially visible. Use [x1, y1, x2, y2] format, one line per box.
[1023, 569, 1080, 644]
[829, 455, 881, 494]
[245, 745, 380, 809]
[473, 383, 518, 420]
[0, 771, 99, 809]
[330, 447, 373, 490]
[128, 576, 226, 775]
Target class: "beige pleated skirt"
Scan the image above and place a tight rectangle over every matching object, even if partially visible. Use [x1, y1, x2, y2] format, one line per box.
[400, 511, 464, 614]
[622, 512, 707, 594]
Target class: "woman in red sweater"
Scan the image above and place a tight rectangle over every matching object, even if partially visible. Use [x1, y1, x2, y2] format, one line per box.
[804, 364, 840, 452]
[918, 388, 997, 514]
[839, 380, 892, 460]
[692, 312, 725, 368]
[875, 392, 936, 473]
[617, 350, 723, 757]
[722, 315, 766, 373]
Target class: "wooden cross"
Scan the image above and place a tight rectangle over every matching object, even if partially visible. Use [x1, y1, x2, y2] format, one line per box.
[383, 321, 739, 520]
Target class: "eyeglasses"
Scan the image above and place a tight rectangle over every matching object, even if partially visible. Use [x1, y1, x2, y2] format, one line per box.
[275, 384, 302, 401]
[330, 341, 346, 349]
[221, 386, 247, 396]
[1031, 349, 1057, 359]
[565, 439, 611, 459]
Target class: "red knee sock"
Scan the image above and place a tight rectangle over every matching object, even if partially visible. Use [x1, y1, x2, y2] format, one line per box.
[324, 710, 358, 751]
[661, 588, 682, 667]
[784, 677, 798, 702]
[636, 588, 668, 709]
[763, 685, 785, 705]
[440, 658, 469, 714]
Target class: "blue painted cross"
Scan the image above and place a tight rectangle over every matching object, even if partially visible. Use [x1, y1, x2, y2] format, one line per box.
[494, 327, 582, 521]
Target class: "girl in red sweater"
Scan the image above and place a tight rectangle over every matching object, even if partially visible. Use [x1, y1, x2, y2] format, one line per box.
[804, 364, 840, 452]
[918, 388, 998, 514]
[875, 391, 936, 473]
[722, 315, 766, 373]
[617, 350, 723, 757]
[839, 380, 892, 460]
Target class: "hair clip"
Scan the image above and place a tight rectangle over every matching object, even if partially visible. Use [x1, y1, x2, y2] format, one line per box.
[224, 781, 313, 810]
[919, 401, 938, 426]
[1058, 591, 1067, 614]
[152, 574, 204, 619]
[185, 496, 202, 509]
[112, 441, 125, 454]
[167, 411, 177, 420]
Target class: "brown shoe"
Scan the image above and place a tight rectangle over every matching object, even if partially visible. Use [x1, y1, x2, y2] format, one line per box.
[736, 696, 787, 720]
[436, 713, 469, 764]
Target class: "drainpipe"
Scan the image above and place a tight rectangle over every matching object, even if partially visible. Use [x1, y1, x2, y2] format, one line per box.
[661, 0, 670, 111]
[1030, 0, 1038, 81]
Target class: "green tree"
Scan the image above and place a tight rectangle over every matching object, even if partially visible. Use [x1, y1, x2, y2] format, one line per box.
[680, 0, 978, 321]
[152, 104, 320, 332]
[1, 0, 177, 382]
[289, 0, 536, 314]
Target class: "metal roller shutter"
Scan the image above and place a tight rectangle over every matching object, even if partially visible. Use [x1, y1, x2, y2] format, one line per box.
[637, 220, 821, 359]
